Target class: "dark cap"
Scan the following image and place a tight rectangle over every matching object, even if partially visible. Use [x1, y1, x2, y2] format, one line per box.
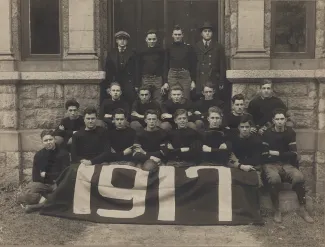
[115, 31, 130, 39]
[199, 21, 215, 32]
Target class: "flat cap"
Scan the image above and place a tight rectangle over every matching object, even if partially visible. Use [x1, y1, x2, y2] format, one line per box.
[115, 31, 130, 39]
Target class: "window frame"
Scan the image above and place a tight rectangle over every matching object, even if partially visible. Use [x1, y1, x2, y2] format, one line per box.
[20, 0, 63, 60]
[271, 0, 316, 59]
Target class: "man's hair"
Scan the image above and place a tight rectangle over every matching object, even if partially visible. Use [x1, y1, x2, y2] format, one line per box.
[173, 108, 187, 119]
[172, 25, 183, 33]
[144, 109, 159, 119]
[208, 106, 223, 118]
[203, 82, 215, 90]
[65, 99, 80, 110]
[260, 79, 273, 87]
[170, 85, 184, 92]
[113, 108, 126, 118]
[231, 94, 245, 103]
[40, 129, 54, 139]
[138, 85, 151, 93]
[147, 29, 157, 36]
[83, 107, 97, 116]
[272, 108, 287, 119]
[239, 115, 253, 126]
[109, 82, 121, 89]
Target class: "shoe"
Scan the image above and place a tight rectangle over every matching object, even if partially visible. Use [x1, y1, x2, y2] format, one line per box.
[273, 210, 282, 223]
[24, 203, 44, 214]
[299, 207, 314, 223]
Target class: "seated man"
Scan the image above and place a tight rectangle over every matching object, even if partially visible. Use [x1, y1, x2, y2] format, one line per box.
[108, 108, 137, 162]
[130, 86, 161, 134]
[133, 109, 167, 171]
[201, 107, 231, 166]
[99, 82, 130, 129]
[262, 109, 313, 223]
[162, 109, 202, 167]
[193, 82, 224, 131]
[160, 85, 196, 131]
[228, 115, 264, 185]
[71, 107, 111, 166]
[18, 130, 70, 213]
[54, 99, 85, 149]
[247, 79, 292, 135]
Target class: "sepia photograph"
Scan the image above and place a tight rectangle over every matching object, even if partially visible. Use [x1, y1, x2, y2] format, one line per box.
[0, 0, 324, 246]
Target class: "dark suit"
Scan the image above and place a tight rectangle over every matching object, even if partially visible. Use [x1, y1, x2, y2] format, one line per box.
[194, 40, 226, 99]
[101, 48, 137, 106]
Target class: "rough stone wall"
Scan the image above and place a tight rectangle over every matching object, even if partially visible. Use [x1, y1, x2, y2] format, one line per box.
[0, 85, 17, 129]
[0, 151, 20, 187]
[224, 0, 237, 57]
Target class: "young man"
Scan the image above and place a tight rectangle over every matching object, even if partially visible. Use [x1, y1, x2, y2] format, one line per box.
[133, 109, 167, 171]
[162, 25, 197, 100]
[108, 108, 137, 162]
[18, 130, 70, 213]
[71, 107, 112, 166]
[193, 82, 224, 131]
[160, 85, 196, 131]
[201, 107, 231, 166]
[137, 29, 165, 104]
[99, 82, 130, 129]
[247, 79, 290, 135]
[130, 86, 161, 134]
[101, 31, 137, 107]
[262, 109, 313, 223]
[194, 22, 227, 101]
[162, 109, 202, 166]
[224, 94, 255, 134]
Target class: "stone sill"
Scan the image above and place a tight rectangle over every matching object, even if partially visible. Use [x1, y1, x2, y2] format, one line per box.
[0, 71, 105, 83]
[227, 69, 325, 83]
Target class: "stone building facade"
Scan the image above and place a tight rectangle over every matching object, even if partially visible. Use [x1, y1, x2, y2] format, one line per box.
[0, 0, 324, 197]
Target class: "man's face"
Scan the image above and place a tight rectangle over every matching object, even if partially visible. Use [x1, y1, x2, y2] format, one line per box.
[201, 29, 213, 41]
[139, 90, 151, 103]
[116, 37, 128, 48]
[109, 85, 122, 100]
[207, 112, 222, 128]
[67, 106, 78, 119]
[174, 113, 188, 129]
[202, 86, 214, 100]
[145, 113, 158, 129]
[233, 99, 245, 115]
[114, 113, 126, 129]
[273, 113, 286, 128]
[261, 83, 273, 98]
[239, 122, 251, 138]
[42, 135, 56, 150]
[84, 113, 97, 129]
[146, 33, 157, 48]
[172, 30, 184, 43]
[170, 90, 183, 103]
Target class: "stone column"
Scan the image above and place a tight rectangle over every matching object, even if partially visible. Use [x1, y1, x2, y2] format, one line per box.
[0, 0, 14, 71]
[232, 0, 270, 69]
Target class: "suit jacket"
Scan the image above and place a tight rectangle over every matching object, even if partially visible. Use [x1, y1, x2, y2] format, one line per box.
[194, 40, 226, 93]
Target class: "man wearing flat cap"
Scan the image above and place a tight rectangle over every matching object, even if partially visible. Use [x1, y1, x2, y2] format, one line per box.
[194, 22, 227, 103]
[101, 31, 137, 108]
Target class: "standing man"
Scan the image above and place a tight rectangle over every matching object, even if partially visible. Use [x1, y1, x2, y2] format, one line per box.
[101, 31, 137, 107]
[162, 25, 197, 100]
[194, 22, 227, 102]
[137, 29, 165, 104]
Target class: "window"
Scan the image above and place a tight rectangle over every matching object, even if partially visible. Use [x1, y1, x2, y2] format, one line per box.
[21, 0, 61, 59]
[271, 0, 315, 58]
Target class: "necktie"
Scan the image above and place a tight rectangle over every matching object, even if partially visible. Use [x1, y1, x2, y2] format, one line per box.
[205, 42, 209, 49]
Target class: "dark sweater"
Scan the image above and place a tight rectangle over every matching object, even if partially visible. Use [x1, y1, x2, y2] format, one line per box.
[32, 146, 70, 184]
[262, 127, 298, 166]
[230, 134, 264, 167]
[163, 127, 202, 162]
[55, 116, 85, 140]
[194, 99, 224, 119]
[108, 127, 136, 161]
[99, 99, 130, 119]
[71, 127, 111, 165]
[166, 42, 197, 81]
[161, 98, 193, 115]
[134, 127, 167, 159]
[131, 100, 161, 122]
[224, 112, 254, 129]
[202, 127, 231, 165]
[247, 96, 287, 127]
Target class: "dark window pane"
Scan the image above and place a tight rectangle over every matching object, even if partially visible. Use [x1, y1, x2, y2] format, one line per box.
[274, 1, 306, 53]
[30, 0, 60, 54]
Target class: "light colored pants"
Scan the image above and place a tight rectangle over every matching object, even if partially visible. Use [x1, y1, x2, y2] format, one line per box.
[262, 163, 304, 186]
[168, 68, 191, 100]
[17, 182, 55, 205]
[142, 75, 163, 104]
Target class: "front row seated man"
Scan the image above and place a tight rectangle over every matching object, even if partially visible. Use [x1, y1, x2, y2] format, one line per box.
[18, 130, 70, 213]
[261, 109, 313, 223]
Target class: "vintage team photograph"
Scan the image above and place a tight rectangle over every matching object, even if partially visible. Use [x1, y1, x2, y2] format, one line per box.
[0, 0, 324, 246]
